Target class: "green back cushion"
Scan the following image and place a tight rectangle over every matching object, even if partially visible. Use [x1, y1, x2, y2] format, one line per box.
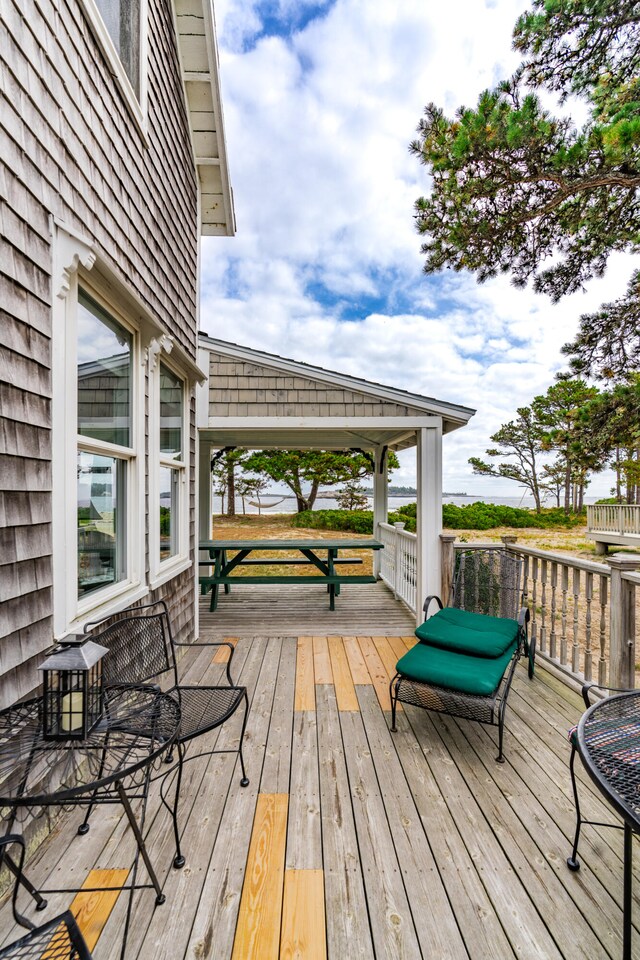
[396, 641, 517, 696]
[415, 607, 518, 658]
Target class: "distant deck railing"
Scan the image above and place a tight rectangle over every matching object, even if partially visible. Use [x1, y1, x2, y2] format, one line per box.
[378, 522, 417, 614]
[587, 503, 640, 536]
[586, 504, 640, 553]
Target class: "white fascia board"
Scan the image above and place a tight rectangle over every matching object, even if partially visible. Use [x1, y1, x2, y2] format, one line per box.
[200, 0, 235, 235]
[207, 416, 443, 430]
[172, 0, 236, 237]
[201, 337, 474, 427]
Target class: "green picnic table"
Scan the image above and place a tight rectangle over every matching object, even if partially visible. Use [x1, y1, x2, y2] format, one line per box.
[199, 538, 384, 611]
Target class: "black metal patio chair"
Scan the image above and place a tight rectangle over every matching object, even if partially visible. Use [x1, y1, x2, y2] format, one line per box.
[389, 548, 533, 761]
[81, 599, 249, 867]
[0, 835, 93, 959]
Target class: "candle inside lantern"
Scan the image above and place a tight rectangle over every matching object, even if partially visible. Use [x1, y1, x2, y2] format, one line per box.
[60, 691, 84, 732]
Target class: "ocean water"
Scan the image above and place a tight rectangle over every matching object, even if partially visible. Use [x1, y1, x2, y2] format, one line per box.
[213, 492, 600, 516]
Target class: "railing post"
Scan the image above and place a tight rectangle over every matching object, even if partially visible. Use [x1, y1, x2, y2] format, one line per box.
[440, 534, 456, 605]
[501, 535, 518, 547]
[393, 522, 404, 599]
[608, 554, 640, 689]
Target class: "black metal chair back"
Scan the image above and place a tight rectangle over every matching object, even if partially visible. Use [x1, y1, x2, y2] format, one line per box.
[84, 600, 178, 690]
[452, 549, 523, 621]
[0, 836, 93, 959]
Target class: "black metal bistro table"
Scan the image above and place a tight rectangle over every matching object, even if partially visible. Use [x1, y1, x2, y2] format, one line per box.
[576, 690, 640, 960]
[0, 684, 180, 957]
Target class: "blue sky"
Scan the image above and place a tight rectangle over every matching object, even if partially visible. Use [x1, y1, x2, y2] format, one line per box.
[200, 0, 639, 499]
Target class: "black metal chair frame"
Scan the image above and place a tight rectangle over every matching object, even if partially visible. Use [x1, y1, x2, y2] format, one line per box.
[389, 548, 533, 762]
[81, 599, 249, 869]
[0, 835, 93, 959]
[566, 681, 633, 872]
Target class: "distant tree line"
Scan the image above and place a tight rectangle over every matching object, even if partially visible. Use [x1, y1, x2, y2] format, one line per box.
[470, 377, 640, 512]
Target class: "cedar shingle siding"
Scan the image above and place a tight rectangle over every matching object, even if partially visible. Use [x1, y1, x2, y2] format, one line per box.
[208, 353, 428, 419]
[1, 0, 199, 706]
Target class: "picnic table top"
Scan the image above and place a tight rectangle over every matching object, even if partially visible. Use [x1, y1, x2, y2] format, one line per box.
[199, 538, 384, 551]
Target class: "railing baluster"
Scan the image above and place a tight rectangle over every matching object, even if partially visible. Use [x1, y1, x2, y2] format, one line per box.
[572, 568, 582, 676]
[531, 556, 539, 655]
[549, 562, 558, 660]
[540, 559, 548, 656]
[599, 574, 608, 687]
[560, 564, 568, 666]
[584, 571, 594, 683]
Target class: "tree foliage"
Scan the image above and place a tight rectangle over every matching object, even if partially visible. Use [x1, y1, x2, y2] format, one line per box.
[532, 378, 602, 511]
[411, 0, 640, 307]
[469, 406, 546, 510]
[561, 269, 640, 379]
[242, 449, 398, 513]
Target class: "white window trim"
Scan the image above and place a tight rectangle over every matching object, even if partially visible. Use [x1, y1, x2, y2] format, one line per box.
[51, 224, 146, 637]
[79, 0, 149, 139]
[148, 341, 190, 586]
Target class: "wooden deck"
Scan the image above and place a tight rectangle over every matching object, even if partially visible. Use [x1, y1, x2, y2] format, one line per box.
[1, 609, 638, 958]
[198, 580, 417, 636]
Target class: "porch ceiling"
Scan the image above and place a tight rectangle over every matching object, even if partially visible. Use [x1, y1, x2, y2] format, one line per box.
[199, 420, 428, 452]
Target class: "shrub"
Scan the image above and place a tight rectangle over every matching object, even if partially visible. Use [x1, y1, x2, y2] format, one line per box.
[291, 509, 374, 534]
[290, 502, 585, 534]
[442, 502, 584, 530]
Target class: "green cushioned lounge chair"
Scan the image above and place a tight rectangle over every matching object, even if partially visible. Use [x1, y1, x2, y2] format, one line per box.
[389, 548, 533, 762]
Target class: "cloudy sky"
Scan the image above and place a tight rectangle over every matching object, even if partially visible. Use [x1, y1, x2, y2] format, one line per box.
[200, 0, 638, 499]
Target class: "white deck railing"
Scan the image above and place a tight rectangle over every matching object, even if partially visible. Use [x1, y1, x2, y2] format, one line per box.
[587, 504, 640, 536]
[378, 522, 417, 615]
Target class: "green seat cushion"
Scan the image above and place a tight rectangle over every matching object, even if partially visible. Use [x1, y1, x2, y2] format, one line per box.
[414, 608, 518, 659]
[396, 641, 517, 697]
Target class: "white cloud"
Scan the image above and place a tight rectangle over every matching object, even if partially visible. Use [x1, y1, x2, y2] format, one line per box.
[201, 0, 636, 498]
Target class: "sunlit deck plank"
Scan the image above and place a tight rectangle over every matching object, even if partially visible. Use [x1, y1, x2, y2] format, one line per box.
[231, 793, 288, 960]
[280, 869, 326, 960]
[294, 636, 315, 712]
[327, 636, 359, 711]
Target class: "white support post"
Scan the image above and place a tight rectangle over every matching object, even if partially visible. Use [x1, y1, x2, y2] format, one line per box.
[416, 425, 443, 626]
[372, 446, 388, 577]
[195, 439, 211, 639]
[198, 441, 212, 541]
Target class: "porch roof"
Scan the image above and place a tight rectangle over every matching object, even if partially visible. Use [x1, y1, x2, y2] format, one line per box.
[174, 0, 235, 237]
[197, 334, 475, 450]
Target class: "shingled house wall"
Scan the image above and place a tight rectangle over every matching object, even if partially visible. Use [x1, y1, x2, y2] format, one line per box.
[1, 0, 200, 707]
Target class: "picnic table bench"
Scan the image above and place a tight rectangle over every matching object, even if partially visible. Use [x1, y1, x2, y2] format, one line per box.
[199, 538, 384, 611]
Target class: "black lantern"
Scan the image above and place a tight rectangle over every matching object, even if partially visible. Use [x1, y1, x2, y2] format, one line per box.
[39, 635, 109, 740]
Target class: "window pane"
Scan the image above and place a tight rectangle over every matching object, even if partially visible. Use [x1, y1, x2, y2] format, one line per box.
[160, 466, 179, 561]
[160, 363, 183, 458]
[77, 451, 126, 598]
[94, 0, 141, 96]
[78, 291, 132, 447]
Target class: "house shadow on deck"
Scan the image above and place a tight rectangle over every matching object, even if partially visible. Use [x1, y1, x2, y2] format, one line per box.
[199, 579, 417, 637]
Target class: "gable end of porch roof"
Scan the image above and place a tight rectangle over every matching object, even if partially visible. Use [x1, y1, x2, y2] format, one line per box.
[197, 334, 475, 438]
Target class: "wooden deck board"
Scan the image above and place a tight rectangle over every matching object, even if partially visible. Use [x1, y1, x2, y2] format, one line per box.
[3, 633, 640, 960]
[280, 869, 326, 960]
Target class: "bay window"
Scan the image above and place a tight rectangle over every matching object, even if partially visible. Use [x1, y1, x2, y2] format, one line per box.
[76, 289, 137, 603]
